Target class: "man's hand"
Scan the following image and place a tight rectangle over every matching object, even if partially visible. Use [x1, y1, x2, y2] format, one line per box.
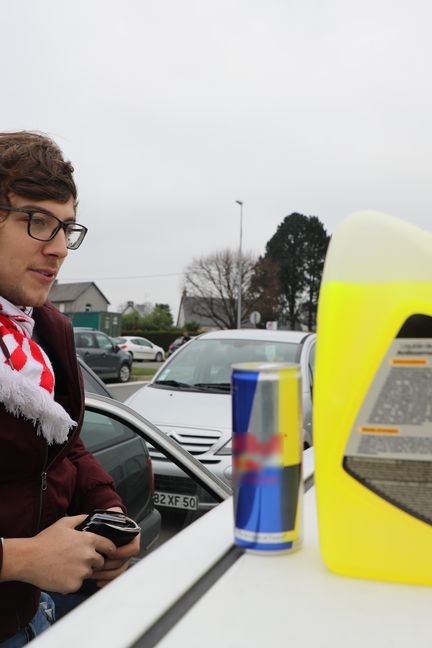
[90, 505, 140, 588]
[90, 532, 141, 588]
[1, 515, 117, 593]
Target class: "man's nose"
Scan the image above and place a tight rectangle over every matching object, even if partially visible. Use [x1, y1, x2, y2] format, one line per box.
[42, 228, 69, 258]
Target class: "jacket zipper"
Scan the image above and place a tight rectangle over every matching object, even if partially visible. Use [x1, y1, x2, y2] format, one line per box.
[35, 423, 77, 534]
[32, 314, 83, 534]
[36, 442, 49, 534]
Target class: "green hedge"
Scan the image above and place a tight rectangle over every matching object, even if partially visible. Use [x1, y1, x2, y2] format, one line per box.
[119, 329, 188, 351]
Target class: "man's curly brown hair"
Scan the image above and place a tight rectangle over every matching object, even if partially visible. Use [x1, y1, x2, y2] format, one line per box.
[0, 131, 77, 205]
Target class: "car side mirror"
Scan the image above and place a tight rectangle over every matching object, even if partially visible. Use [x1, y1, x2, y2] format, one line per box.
[113, 344, 120, 353]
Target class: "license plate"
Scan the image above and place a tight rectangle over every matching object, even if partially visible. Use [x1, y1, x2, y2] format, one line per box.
[154, 491, 198, 510]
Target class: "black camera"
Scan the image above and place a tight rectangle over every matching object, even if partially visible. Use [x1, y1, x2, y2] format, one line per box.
[75, 509, 140, 547]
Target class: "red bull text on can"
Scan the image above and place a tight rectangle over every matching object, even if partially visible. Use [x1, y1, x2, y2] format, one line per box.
[232, 362, 303, 553]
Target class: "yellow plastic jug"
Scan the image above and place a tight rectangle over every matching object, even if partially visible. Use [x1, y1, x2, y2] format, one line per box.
[314, 210, 432, 585]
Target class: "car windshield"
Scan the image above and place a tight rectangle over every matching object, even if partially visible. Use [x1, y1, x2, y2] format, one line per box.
[116, 337, 127, 343]
[154, 338, 300, 392]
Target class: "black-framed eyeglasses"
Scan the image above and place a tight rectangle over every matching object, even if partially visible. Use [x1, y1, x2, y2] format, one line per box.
[0, 205, 88, 250]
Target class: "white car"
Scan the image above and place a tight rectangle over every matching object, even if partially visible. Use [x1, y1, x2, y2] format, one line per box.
[115, 336, 165, 362]
[125, 329, 316, 510]
[33, 450, 431, 648]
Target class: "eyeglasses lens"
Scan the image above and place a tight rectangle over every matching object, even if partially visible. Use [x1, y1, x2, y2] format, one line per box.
[29, 212, 86, 249]
[65, 225, 86, 250]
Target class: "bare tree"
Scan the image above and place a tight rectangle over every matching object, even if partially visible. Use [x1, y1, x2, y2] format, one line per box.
[183, 249, 259, 329]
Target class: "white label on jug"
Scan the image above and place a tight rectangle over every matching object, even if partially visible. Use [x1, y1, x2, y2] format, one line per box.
[343, 314, 432, 525]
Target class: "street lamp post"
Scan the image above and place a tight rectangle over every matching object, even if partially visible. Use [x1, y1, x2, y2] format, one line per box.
[235, 200, 243, 329]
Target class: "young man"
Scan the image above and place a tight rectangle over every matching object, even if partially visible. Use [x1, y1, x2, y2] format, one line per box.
[0, 132, 140, 645]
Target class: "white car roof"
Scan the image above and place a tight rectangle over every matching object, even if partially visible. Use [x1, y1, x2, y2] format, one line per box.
[196, 329, 313, 343]
[119, 336, 148, 340]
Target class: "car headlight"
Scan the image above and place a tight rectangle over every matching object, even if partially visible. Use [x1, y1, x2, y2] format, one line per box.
[215, 437, 232, 456]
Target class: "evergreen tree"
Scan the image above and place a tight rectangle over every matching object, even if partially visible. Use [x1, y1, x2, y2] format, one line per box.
[265, 213, 329, 330]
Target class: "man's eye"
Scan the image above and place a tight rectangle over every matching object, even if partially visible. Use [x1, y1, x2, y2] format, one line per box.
[31, 214, 50, 227]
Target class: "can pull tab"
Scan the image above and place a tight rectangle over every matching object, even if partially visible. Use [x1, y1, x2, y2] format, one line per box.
[41, 472, 47, 492]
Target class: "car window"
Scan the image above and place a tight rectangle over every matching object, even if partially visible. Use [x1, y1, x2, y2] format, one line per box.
[80, 408, 152, 528]
[79, 362, 112, 397]
[308, 340, 316, 387]
[81, 410, 135, 451]
[76, 332, 97, 349]
[308, 342, 316, 372]
[95, 333, 113, 350]
[157, 338, 300, 386]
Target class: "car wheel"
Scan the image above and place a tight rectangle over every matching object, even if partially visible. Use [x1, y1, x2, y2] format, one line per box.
[118, 363, 131, 383]
[155, 352, 163, 362]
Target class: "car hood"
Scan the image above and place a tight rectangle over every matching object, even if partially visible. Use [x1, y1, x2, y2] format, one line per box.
[125, 384, 231, 431]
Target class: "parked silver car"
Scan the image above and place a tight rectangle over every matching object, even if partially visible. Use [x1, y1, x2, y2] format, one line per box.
[125, 329, 316, 510]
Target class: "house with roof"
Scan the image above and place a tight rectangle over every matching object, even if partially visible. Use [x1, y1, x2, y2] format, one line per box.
[121, 301, 153, 317]
[176, 294, 230, 331]
[48, 281, 110, 314]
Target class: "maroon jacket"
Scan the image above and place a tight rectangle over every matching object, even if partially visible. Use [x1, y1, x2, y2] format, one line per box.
[0, 302, 123, 640]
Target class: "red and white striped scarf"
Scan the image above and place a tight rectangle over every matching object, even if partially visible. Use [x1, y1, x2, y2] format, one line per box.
[0, 297, 76, 444]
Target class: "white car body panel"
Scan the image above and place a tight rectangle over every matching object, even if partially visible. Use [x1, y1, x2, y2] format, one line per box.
[33, 502, 235, 648]
[33, 449, 432, 647]
[129, 385, 230, 431]
[127, 385, 233, 484]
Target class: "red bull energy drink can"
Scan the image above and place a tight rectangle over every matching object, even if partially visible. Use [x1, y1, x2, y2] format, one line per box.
[232, 362, 303, 554]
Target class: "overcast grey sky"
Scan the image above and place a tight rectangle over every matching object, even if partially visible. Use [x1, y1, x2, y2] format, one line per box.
[2, 0, 432, 318]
